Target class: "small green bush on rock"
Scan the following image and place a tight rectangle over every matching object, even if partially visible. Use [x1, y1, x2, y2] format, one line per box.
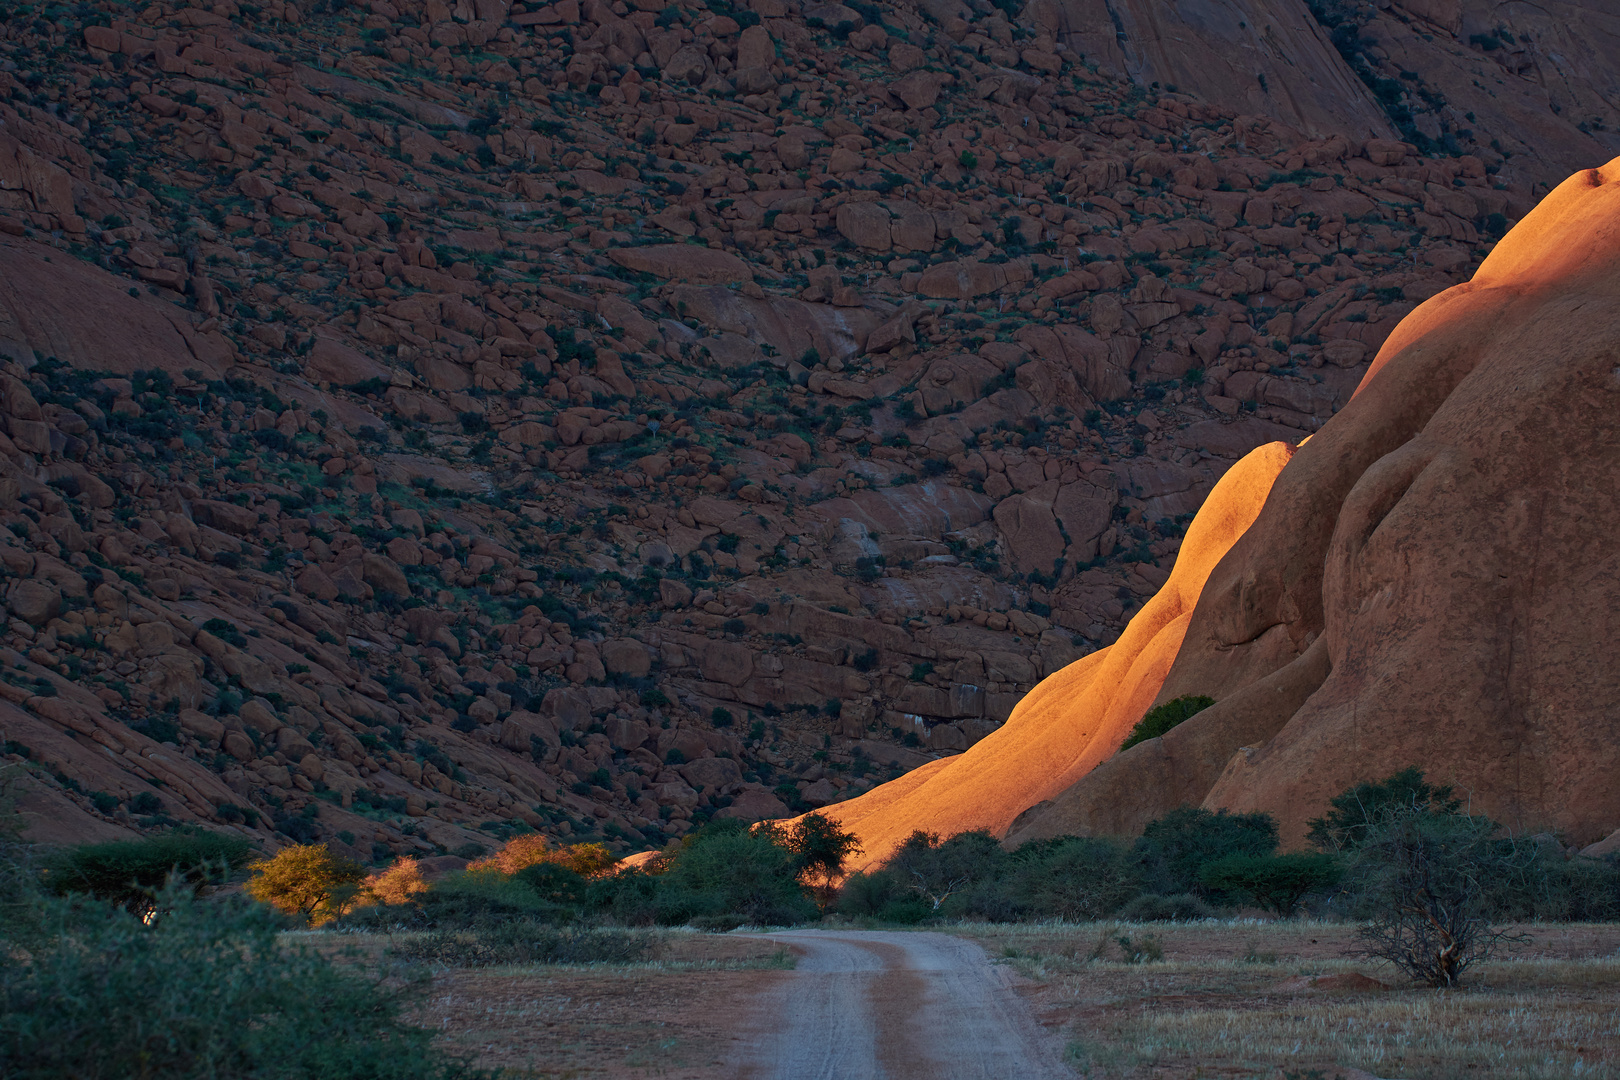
[1119, 695, 1215, 751]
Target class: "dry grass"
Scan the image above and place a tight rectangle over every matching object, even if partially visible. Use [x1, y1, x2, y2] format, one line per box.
[956, 920, 1620, 1079]
[353, 929, 793, 1080]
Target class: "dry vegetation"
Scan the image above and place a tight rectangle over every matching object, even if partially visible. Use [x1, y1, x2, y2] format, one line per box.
[331, 929, 795, 1079]
[295, 919, 1620, 1079]
[958, 920, 1620, 1079]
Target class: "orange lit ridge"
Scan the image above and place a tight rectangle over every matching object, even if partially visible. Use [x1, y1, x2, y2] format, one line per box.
[786, 441, 1298, 870]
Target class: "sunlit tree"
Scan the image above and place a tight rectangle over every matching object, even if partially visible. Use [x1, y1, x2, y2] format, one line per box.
[244, 844, 366, 924]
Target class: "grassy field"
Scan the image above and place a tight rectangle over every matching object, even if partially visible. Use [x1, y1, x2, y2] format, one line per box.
[956, 920, 1620, 1079]
[318, 929, 796, 1080]
[304, 920, 1620, 1078]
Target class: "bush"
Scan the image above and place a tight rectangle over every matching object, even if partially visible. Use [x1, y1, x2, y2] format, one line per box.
[346, 824, 818, 932]
[515, 861, 590, 906]
[427, 867, 560, 917]
[1197, 852, 1343, 916]
[243, 843, 367, 925]
[640, 819, 819, 926]
[1545, 854, 1620, 922]
[1117, 892, 1215, 922]
[835, 868, 902, 917]
[1136, 806, 1279, 896]
[1307, 766, 1461, 852]
[1119, 695, 1215, 751]
[884, 830, 1008, 914]
[467, 834, 617, 878]
[0, 879, 487, 1080]
[1347, 809, 1530, 987]
[363, 858, 429, 906]
[43, 830, 254, 911]
[343, 874, 563, 931]
[1000, 836, 1142, 921]
[764, 812, 863, 906]
[1115, 931, 1165, 962]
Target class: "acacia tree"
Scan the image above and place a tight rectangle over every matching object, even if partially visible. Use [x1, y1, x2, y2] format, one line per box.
[1348, 810, 1527, 988]
[244, 843, 367, 924]
[885, 830, 1003, 912]
[773, 813, 863, 908]
[1308, 766, 1462, 853]
[1197, 852, 1342, 917]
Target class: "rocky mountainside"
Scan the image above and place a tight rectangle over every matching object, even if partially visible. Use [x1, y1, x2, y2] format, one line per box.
[814, 158, 1620, 864]
[1295, 0, 1620, 190]
[0, 0, 1536, 858]
[1014, 0, 1620, 192]
[1010, 154, 1620, 851]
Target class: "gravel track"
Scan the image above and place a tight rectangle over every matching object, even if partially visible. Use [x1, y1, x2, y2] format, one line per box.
[730, 930, 1069, 1080]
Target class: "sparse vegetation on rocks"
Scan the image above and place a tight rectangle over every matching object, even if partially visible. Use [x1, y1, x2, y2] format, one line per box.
[0, 0, 1520, 866]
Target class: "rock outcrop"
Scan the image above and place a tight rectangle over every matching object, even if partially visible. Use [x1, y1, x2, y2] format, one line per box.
[808, 439, 1294, 866]
[0, 0, 1602, 857]
[1029, 0, 1620, 191]
[1031, 0, 1397, 143]
[1010, 155, 1620, 847]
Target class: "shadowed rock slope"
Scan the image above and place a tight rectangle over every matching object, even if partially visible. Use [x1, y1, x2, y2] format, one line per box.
[0, 0, 1586, 856]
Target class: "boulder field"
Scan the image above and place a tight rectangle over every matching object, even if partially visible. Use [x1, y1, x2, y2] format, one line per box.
[827, 156, 1620, 863]
[0, 0, 1609, 858]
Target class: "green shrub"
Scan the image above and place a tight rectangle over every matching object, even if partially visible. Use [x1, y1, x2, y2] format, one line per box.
[1526, 853, 1620, 921]
[417, 867, 570, 924]
[883, 830, 1007, 914]
[1307, 766, 1461, 852]
[514, 862, 589, 906]
[1115, 931, 1164, 962]
[201, 618, 248, 647]
[644, 819, 819, 926]
[1001, 836, 1142, 921]
[1119, 695, 1215, 751]
[43, 830, 255, 911]
[1346, 809, 1528, 987]
[584, 864, 668, 925]
[835, 868, 902, 916]
[1312, 770, 1620, 925]
[0, 879, 487, 1080]
[877, 896, 932, 923]
[1136, 806, 1279, 896]
[1117, 892, 1215, 922]
[765, 812, 863, 905]
[1197, 852, 1343, 916]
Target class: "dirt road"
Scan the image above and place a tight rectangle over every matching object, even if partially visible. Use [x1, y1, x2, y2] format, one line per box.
[731, 930, 1069, 1080]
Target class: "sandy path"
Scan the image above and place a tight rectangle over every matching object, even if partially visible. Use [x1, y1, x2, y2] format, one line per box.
[731, 930, 1070, 1080]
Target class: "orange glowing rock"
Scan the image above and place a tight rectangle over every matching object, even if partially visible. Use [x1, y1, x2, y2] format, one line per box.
[799, 441, 1297, 869]
[1018, 156, 1620, 850]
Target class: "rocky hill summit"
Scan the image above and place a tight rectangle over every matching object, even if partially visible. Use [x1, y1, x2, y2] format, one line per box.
[1014, 152, 1620, 851]
[0, 0, 1537, 858]
[814, 154, 1620, 865]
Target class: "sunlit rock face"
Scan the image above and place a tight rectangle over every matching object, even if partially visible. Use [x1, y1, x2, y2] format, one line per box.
[798, 440, 1295, 869]
[841, 158, 1620, 857]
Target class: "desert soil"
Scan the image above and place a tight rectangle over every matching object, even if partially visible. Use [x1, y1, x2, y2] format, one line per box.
[961, 921, 1620, 1079]
[410, 922, 1620, 1079]
[730, 929, 1069, 1079]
